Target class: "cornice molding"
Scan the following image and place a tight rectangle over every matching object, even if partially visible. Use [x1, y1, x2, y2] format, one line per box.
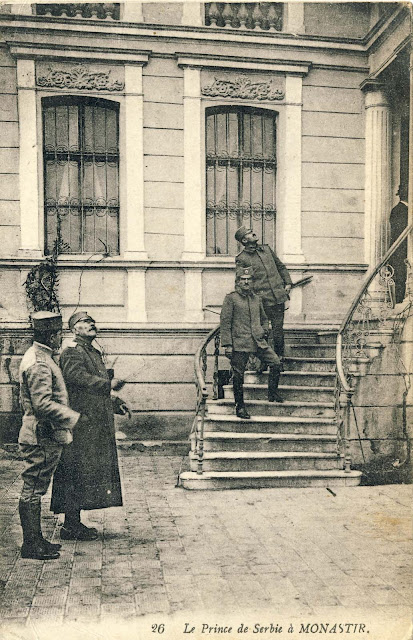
[177, 54, 311, 76]
[7, 41, 151, 66]
[0, 14, 366, 55]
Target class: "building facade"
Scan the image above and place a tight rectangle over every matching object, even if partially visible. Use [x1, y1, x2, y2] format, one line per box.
[0, 2, 411, 456]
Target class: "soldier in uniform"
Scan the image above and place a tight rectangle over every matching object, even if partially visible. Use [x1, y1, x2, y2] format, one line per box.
[235, 227, 292, 365]
[51, 311, 130, 541]
[220, 267, 283, 419]
[18, 311, 86, 560]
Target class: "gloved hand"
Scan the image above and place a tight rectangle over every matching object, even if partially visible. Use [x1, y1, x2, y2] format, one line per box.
[112, 396, 132, 419]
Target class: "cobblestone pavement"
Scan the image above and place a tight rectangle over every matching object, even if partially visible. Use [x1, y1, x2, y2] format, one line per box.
[0, 446, 411, 640]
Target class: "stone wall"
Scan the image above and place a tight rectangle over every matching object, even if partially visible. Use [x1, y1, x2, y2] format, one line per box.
[348, 319, 413, 467]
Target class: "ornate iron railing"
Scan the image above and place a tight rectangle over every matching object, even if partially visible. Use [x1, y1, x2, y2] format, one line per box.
[35, 4, 120, 20]
[205, 3, 283, 30]
[336, 224, 412, 472]
[192, 326, 220, 475]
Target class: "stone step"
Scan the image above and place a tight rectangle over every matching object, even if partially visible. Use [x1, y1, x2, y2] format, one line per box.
[207, 399, 335, 418]
[223, 384, 335, 403]
[244, 371, 336, 387]
[189, 451, 342, 472]
[179, 469, 362, 490]
[282, 357, 336, 372]
[285, 344, 336, 358]
[201, 414, 337, 435]
[195, 431, 337, 453]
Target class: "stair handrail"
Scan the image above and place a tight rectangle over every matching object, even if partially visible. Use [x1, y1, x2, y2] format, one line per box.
[336, 224, 412, 392]
[336, 224, 412, 471]
[193, 325, 220, 475]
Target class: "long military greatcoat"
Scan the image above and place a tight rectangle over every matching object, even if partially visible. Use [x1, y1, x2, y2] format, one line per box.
[51, 336, 123, 512]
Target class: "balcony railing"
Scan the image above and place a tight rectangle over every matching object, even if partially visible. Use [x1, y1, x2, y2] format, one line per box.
[205, 3, 283, 31]
[35, 4, 120, 20]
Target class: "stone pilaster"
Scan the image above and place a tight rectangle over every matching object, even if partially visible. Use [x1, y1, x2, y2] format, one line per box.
[181, 66, 204, 261]
[17, 59, 42, 258]
[127, 268, 147, 322]
[362, 79, 392, 266]
[184, 268, 204, 322]
[278, 74, 305, 265]
[182, 2, 203, 26]
[123, 64, 148, 260]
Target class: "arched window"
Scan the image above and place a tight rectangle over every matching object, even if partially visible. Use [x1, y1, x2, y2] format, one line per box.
[206, 106, 277, 256]
[42, 96, 119, 255]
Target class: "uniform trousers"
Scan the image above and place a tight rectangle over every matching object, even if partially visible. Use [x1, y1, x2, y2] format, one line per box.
[19, 441, 62, 505]
[231, 346, 280, 377]
[261, 302, 285, 357]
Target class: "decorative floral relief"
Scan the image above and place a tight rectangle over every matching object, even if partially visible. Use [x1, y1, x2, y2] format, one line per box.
[37, 64, 124, 92]
[202, 76, 284, 101]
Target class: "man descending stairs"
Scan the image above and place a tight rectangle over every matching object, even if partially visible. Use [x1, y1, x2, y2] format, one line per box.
[180, 330, 362, 490]
[220, 266, 283, 420]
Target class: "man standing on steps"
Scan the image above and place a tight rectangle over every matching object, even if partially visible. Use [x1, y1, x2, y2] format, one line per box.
[18, 311, 86, 560]
[51, 311, 130, 541]
[235, 227, 292, 362]
[220, 267, 283, 420]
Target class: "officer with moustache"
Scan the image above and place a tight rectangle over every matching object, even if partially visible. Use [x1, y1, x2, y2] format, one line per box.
[220, 267, 283, 419]
[51, 311, 130, 540]
[235, 227, 292, 368]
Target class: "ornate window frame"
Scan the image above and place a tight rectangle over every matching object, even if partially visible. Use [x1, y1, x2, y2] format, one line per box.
[177, 54, 310, 265]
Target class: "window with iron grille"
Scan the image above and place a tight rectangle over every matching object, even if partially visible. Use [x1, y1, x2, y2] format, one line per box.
[43, 96, 120, 255]
[206, 106, 277, 256]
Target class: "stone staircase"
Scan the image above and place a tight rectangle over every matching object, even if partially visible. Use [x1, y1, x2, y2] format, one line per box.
[180, 331, 362, 490]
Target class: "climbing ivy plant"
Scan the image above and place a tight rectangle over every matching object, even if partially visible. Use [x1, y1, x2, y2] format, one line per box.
[24, 224, 70, 314]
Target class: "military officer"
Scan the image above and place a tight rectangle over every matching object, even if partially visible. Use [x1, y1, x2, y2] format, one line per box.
[51, 311, 130, 541]
[18, 311, 86, 560]
[220, 267, 283, 419]
[235, 227, 292, 364]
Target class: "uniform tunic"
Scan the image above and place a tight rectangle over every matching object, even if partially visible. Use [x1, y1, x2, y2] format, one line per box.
[235, 245, 292, 305]
[220, 290, 269, 351]
[18, 342, 79, 503]
[51, 337, 123, 513]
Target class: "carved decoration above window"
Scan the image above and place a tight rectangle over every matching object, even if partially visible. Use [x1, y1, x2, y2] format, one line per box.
[37, 64, 124, 92]
[202, 77, 284, 101]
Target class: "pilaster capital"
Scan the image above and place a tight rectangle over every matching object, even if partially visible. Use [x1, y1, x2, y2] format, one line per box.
[360, 78, 389, 109]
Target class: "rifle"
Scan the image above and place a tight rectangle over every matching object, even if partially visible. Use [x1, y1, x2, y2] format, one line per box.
[290, 275, 313, 289]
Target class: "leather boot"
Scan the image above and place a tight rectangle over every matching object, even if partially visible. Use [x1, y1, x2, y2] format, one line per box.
[19, 501, 60, 560]
[61, 509, 98, 541]
[268, 366, 284, 403]
[233, 372, 250, 419]
[31, 501, 61, 552]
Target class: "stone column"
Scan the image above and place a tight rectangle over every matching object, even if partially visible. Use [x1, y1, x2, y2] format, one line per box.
[184, 268, 204, 322]
[17, 59, 42, 258]
[181, 66, 204, 261]
[278, 74, 305, 264]
[123, 64, 148, 260]
[362, 80, 391, 266]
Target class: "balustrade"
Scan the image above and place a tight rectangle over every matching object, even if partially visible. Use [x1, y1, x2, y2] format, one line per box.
[205, 3, 283, 31]
[35, 4, 120, 20]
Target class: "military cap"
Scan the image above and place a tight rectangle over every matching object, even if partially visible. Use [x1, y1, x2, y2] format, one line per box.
[31, 311, 62, 332]
[234, 226, 252, 243]
[236, 265, 254, 280]
[68, 310, 95, 331]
